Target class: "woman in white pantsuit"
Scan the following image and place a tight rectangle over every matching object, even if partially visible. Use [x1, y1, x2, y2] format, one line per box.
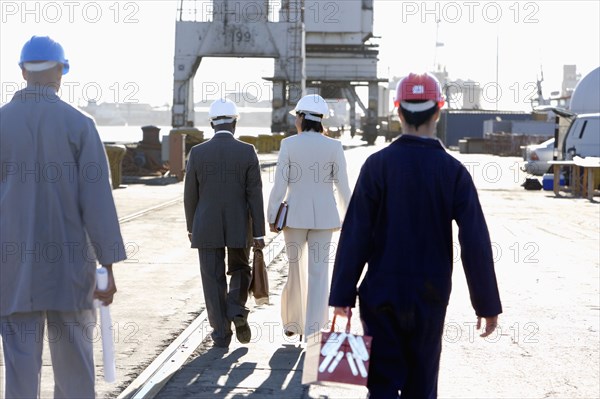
[267, 94, 351, 339]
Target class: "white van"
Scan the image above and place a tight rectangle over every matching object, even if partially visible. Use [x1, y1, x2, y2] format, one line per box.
[562, 113, 600, 159]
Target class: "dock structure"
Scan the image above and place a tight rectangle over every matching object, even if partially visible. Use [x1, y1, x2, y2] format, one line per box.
[172, 0, 385, 142]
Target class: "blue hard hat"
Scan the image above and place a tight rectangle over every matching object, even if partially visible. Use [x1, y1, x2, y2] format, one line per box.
[19, 36, 70, 75]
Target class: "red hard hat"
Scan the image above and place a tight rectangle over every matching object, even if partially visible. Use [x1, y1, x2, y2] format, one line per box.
[394, 72, 445, 111]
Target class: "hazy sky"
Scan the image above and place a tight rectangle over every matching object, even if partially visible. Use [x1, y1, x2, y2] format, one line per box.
[1, 0, 599, 111]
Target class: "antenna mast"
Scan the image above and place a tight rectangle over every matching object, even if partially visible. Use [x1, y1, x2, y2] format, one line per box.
[433, 20, 441, 70]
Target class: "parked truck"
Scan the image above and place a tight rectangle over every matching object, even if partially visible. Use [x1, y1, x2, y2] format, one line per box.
[557, 67, 600, 160]
[538, 67, 600, 161]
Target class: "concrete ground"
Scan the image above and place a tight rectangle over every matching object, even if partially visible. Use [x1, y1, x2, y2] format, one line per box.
[1, 134, 598, 398]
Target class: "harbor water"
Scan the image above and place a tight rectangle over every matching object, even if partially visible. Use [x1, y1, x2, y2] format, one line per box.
[98, 125, 273, 144]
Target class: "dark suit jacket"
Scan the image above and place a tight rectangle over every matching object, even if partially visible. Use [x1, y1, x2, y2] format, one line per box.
[184, 132, 265, 248]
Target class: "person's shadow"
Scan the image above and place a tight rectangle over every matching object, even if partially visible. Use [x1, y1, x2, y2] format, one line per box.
[233, 344, 305, 398]
[156, 346, 253, 398]
[156, 344, 305, 398]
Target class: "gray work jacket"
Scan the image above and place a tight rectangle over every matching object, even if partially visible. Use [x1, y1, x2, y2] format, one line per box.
[0, 87, 126, 316]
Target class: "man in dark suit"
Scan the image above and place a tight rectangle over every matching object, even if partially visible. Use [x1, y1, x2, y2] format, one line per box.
[184, 98, 265, 348]
[329, 73, 502, 398]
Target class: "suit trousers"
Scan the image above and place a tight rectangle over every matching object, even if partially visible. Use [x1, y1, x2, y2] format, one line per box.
[198, 247, 251, 346]
[281, 228, 334, 337]
[0, 310, 96, 399]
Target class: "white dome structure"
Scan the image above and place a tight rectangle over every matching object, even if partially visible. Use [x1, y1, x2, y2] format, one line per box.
[569, 67, 600, 114]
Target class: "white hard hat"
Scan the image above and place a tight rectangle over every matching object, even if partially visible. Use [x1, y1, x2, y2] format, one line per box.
[291, 94, 329, 122]
[208, 98, 239, 125]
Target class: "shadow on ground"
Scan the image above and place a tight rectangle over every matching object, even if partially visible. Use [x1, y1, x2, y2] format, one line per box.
[157, 344, 305, 398]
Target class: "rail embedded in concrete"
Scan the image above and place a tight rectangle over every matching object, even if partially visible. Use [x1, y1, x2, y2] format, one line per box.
[118, 198, 182, 224]
[116, 233, 286, 399]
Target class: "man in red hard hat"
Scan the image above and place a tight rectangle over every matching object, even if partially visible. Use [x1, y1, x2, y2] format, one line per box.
[329, 72, 502, 398]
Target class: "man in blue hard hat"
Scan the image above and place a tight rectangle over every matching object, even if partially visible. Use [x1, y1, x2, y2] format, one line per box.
[0, 36, 126, 398]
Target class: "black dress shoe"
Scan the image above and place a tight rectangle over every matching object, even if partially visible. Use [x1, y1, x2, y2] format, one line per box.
[211, 331, 231, 348]
[233, 316, 251, 344]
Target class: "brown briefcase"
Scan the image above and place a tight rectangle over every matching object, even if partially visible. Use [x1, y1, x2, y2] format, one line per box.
[249, 248, 269, 305]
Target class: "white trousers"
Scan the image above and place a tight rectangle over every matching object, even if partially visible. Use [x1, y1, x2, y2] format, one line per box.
[281, 228, 334, 337]
[0, 310, 96, 399]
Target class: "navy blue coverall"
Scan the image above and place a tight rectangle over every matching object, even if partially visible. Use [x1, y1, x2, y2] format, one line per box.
[329, 135, 502, 398]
